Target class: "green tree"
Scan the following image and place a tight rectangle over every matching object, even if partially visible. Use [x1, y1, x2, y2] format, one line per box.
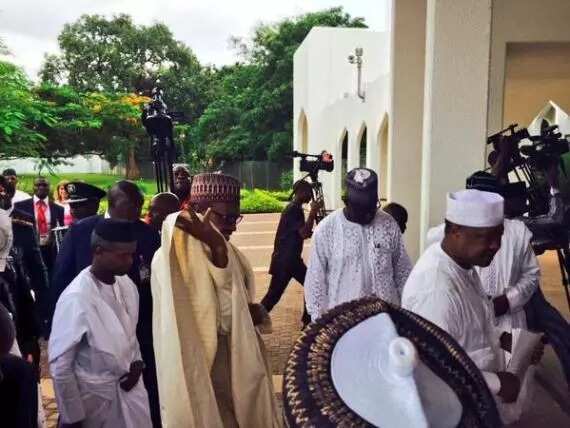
[35, 85, 150, 176]
[0, 61, 55, 158]
[40, 14, 210, 177]
[189, 7, 366, 165]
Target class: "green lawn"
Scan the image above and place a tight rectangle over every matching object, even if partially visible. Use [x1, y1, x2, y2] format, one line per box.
[17, 173, 287, 214]
[19, 173, 157, 196]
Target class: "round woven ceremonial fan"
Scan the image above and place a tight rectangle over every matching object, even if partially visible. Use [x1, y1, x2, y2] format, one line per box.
[283, 297, 501, 428]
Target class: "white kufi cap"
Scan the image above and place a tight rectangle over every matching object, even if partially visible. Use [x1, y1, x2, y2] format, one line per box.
[446, 189, 504, 227]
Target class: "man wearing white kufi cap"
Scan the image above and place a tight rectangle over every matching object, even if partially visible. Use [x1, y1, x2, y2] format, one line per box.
[403, 189, 540, 424]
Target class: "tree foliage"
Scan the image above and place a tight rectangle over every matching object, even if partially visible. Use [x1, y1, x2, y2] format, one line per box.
[189, 7, 366, 165]
[4, 8, 366, 176]
[0, 61, 56, 157]
[39, 14, 212, 177]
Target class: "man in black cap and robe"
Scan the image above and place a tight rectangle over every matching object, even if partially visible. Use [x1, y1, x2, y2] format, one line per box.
[49, 219, 152, 428]
[50, 180, 162, 427]
[304, 168, 412, 320]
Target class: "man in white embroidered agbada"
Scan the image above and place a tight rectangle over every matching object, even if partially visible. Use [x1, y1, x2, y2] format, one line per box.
[304, 168, 412, 320]
[49, 219, 152, 428]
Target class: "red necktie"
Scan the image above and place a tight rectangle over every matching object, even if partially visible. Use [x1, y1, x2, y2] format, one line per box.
[36, 200, 49, 236]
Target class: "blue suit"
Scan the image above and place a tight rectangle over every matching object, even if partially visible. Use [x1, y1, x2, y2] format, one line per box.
[50, 214, 162, 427]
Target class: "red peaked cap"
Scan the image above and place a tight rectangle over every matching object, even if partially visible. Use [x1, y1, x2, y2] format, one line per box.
[189, 173, 241, 204]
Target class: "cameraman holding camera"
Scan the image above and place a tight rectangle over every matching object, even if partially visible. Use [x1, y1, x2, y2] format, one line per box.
[261, 180, 321, 326]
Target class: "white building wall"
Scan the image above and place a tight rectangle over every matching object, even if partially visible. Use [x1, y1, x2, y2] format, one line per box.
[294, 1, 570, 259]
[488, 0, 570, 135]
[293, 27, 390, 211]
[528, 102, 570, 136]
[0, 155, 120, 175]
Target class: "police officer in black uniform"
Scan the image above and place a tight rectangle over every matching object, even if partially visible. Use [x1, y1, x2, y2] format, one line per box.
[65, 181, 106, 222]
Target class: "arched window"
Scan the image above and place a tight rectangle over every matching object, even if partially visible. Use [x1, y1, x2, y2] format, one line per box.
[378, 115, 389, 198]
[359, 125, 367, 168]
[341, 129, 349, 192]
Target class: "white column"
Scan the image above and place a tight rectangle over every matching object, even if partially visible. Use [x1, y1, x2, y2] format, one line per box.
[388, 0, 427, 261]
[420, 0, 492, 249]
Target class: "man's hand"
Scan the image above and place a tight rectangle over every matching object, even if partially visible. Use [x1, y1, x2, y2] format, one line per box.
[176, 208, 225, 249]
[500, 332, 512, 353]
[310, 200, 323, 214]
[120, 360, 145, 392]
[493, 294, 510, 317]
[497, 371, 521, 403]
[531, 339, 546, 365]
[249, 303, 269, 326]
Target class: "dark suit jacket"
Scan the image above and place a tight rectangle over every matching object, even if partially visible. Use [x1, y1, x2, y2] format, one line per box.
[50, 215, 161, 345]
[14, 198, 65, 230]
[10, 209, 49, 328]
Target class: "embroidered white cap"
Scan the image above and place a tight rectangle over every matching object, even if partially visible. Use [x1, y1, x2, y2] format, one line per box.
[446, 189, 504, 228]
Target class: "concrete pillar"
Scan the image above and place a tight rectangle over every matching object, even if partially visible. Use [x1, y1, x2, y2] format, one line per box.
[420, 0, 492, 249]
[388, 0, 427, 261]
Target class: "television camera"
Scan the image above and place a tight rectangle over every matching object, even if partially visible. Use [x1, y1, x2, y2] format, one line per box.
[487, 122, 570, 309]
[291, 150, 334, 223]
[142, 86, 179, 193]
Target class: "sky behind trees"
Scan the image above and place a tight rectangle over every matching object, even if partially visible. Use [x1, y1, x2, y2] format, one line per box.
[0, 0, 389, 79]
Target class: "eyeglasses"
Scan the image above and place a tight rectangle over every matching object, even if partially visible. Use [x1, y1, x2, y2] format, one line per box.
[210, 209, 243, 225]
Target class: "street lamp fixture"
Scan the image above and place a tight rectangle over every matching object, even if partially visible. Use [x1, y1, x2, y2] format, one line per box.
[348, 47, 365, 102]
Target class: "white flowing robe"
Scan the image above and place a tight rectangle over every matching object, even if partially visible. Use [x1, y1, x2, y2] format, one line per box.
[305, 209, 412, 319]
[49, 267, 152, 428]
[402, 244, 504, 385]
[151, 213, 280, 428]
[426, 218, 539, 331]
[403, 243, 534, 424]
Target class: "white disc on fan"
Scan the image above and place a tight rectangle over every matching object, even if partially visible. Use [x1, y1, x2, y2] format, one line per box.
[331, 313, 462, 428]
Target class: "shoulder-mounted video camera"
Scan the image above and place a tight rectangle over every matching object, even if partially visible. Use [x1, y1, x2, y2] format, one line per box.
[291, 150, 334, 179]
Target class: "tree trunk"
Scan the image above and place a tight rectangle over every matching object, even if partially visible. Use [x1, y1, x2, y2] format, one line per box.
[125, 147, 140, 179]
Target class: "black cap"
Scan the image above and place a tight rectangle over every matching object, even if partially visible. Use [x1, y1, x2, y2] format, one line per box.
[465, 171, 501, 194]
[2, 169, 16, 177]
[66, 182, 106, 204]
[93, 219, 136, 244]
[346, 168, 378, 206]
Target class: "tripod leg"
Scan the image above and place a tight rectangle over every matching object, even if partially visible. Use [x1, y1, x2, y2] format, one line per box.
[556, 249, 570, 312]
[154, 157, 162, 194]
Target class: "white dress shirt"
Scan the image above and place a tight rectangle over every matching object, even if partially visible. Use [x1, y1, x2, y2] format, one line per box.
[33, 195, 51, 245]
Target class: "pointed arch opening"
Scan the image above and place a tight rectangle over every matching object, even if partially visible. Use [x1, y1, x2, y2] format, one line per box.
[378, 114, 389, 198]
[340, 129, 349, 192]
[357, 123, 368, 168]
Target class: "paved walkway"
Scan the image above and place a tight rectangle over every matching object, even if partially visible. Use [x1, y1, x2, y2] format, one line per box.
[40, 212, 570, 427]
